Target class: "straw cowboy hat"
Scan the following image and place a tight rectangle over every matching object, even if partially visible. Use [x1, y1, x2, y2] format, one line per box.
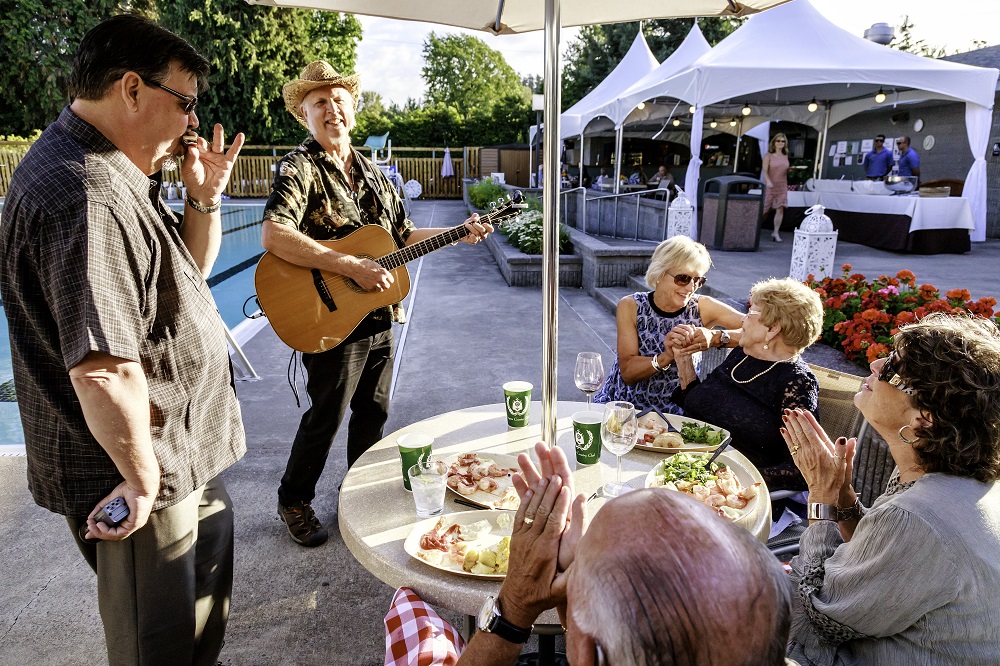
[282, 60, 361, 127]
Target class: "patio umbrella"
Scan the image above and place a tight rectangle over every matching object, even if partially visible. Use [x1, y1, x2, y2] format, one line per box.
[245, 0, 792, 444]
[441, 147, 455, 178]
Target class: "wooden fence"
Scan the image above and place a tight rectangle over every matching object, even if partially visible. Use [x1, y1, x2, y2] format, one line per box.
[0, 142, 482, 200]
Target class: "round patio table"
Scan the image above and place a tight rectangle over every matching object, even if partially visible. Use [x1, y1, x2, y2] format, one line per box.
[338, 400, 771, 623]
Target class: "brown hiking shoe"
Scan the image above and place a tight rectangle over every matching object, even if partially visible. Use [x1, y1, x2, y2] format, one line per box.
[278, 500, 328, 547]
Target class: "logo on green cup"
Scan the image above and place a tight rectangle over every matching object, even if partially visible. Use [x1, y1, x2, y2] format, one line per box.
[574, 429, 593, 452]
[508, 395, 528, 416]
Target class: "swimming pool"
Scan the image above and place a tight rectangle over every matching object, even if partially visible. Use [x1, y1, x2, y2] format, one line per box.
[0, 202, 267, 450]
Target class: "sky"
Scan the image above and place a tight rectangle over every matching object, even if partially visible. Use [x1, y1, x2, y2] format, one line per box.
[353, 1, 1000, 108]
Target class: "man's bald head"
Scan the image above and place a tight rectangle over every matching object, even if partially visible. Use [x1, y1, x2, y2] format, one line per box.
[567, 490, 791, 666]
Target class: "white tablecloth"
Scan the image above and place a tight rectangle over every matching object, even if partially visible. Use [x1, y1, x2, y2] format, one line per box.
[787, 191, 974, 233]
[806, 179, 892, 196]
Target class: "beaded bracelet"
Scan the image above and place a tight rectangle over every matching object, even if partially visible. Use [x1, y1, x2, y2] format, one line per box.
[186, 194, 222, 214]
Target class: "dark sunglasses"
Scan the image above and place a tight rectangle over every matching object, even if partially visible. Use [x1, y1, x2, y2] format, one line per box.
[144, 78, 198, 114]
[666, 271, 707, 289]
[878, 352, 913, 394]
[874, 138, 884, 142]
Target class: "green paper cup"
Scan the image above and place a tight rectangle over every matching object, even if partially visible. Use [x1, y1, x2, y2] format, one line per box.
[572, 410, 603, 465]
[397, 433, 434, 491]
[503, 381, 533, 428]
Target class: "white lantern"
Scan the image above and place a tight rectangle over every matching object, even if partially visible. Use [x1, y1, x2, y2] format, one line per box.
[790, 204, 838, 282]
[667, 187, 694, 239]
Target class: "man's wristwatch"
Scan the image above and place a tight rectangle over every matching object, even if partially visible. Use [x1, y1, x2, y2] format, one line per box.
[807, 502, 838, 522]
[477, 595, 531, 644]
[714, 329, 731, 348]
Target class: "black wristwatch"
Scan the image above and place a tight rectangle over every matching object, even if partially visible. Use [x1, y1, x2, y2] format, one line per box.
[477, 595, 532, 644]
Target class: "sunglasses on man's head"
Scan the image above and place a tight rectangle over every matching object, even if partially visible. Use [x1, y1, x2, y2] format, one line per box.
[666, 271, 707, 289]
[143, 78, 198, 114]
[878, 352, 913, 394]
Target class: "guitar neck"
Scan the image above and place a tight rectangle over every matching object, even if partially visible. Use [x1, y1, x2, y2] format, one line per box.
[376, 207, 506, 271]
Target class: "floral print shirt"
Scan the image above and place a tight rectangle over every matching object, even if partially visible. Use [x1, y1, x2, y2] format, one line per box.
[263, 137, 416, 326]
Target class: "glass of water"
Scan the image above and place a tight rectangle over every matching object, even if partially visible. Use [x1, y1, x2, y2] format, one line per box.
[407, 459, 449, 518]
[601, 401, 638, 498]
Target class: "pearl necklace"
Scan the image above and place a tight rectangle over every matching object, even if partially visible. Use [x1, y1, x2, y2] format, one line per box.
[730, 354, 797, 384]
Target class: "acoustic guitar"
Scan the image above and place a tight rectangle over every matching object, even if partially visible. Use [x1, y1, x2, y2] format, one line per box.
[254, 192, 526, 353]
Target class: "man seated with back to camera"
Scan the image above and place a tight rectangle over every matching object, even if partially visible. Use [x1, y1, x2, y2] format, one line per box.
[456, 442, 795, 666]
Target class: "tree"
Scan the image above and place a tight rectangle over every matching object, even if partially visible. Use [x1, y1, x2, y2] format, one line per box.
[561, 18, 740, 110]
[0, 0, 156, 135]
[158, 1, 361, 146]
[892, 15, 947, 58]
[421, 33, 525, 118]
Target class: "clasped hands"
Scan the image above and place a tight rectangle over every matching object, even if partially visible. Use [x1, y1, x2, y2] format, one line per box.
[780, 408, 857, 507]
[495, 442, 586, 629]
[662, 324, 715, 371]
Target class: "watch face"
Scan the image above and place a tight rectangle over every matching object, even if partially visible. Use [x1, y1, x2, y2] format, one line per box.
[478, 595, 497, 631]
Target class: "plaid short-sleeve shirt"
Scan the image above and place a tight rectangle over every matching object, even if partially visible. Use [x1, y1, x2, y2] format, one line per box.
[263, 138, 416, 329]
[0, 107, 246, 517]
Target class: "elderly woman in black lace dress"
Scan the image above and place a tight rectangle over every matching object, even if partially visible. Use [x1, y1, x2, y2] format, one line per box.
[781, 313, 1000, 664]
[672, 277, 824, 491]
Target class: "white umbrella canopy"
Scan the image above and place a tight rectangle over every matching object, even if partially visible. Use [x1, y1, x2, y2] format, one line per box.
[243, 0, 793, 443]
[245, 0, 790, 33]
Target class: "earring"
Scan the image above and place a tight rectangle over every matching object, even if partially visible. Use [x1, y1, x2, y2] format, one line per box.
[763, 343, 769, 350]
[898, 425, 919, 444]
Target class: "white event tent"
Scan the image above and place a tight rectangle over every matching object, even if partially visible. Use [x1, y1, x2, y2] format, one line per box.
[615, 0, 999, 241]
[560, 31, 659, 141]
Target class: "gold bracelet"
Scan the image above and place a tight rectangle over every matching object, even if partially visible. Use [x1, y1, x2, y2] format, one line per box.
[186, 194, 222, 214]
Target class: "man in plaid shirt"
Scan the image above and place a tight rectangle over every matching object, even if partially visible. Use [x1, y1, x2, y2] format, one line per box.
[0, 16, 245, 665]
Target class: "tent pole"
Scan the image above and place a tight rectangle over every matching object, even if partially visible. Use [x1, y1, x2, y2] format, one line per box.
[816, 102, 831, 179]
[733, 117, 743, 173]
[613, 125, 623, 194]
[541, 0, 561, 446]
[579, 133, 584, 189]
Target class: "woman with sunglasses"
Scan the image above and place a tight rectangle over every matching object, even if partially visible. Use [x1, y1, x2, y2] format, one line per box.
[762, 132, 790, 242]
[781, 313, 1000, 664]
[594, 236, 744, 416]
[673, 278, 823, 491]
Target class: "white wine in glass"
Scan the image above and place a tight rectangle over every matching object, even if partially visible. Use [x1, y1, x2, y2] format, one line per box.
[574, 352, 605, 408]
[601, 401, 638, 498]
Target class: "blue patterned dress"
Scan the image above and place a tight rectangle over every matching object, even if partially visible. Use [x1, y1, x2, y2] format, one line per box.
[594, 292, 704, 414]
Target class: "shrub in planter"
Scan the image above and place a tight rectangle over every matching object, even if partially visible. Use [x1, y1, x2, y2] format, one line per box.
[806, 264, 999, 369]
[467, 179, 510, 211]
[497, 210, 571, 255]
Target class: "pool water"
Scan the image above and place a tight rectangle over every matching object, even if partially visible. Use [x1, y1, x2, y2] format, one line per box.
[0, 202, 266, 447]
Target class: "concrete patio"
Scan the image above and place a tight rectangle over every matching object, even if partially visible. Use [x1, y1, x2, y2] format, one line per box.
[1, 199, 998, 665]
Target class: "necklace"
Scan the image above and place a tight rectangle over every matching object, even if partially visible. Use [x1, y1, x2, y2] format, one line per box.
[730, 354, 797, 384]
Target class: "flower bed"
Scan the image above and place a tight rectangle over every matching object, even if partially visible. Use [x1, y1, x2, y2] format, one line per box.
[806, 265, 999, 369]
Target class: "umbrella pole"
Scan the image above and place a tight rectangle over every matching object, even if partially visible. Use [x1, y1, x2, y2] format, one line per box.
[541, 0, 562, 446]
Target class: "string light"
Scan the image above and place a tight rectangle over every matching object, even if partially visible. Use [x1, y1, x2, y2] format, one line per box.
[741, 102, 752, 116]
[808, 98, 818, 113]
[710, 119, 718, 128]
[689, 105, 696, 114]
[875, 87, 886, 104]
[730, 118, 738, 127]
[637, 101, 645, 110]
[672, 118, 681, 127]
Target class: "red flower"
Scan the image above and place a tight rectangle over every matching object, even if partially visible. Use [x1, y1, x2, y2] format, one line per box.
[896, 269, 916, 285]
[945, 288, 972, 302]
[841, 264, 853, 273]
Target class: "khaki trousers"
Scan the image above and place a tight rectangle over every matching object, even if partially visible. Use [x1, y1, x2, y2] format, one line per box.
[68, 478, 234, 666]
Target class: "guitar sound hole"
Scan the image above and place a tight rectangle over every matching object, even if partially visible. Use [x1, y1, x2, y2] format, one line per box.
[345, 254, 381, 294]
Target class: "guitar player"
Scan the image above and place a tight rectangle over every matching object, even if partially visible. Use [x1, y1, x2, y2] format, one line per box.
[261, 61, 492, 547]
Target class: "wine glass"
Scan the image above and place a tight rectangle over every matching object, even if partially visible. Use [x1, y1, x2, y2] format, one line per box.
[574, 352, 605, 408]
[601, 401, 638, 497]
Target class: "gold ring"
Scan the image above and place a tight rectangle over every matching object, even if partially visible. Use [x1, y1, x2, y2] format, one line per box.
[790, 445, 800, 456]
[523, 516, 534, 526]
[834, 454, 846, 460]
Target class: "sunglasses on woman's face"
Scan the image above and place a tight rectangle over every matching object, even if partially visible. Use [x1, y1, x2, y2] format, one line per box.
[666, 271, 707, 289]
[878, 352, 913, 394]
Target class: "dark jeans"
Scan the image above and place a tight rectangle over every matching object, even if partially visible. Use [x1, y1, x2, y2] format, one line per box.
[278, 328, 394, 505]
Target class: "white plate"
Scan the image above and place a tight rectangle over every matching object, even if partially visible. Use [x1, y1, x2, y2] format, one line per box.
[643, 452, 758, 519]
[634, 412, 730, 454]
[445, 452, 520, 509]
[403, 510, 515, 580]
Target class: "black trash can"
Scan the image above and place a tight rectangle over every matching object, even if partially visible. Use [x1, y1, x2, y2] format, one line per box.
[698, 175, 765, 251]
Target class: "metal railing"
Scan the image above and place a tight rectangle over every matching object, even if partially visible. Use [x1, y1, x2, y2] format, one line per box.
[584, 189, 670, 240]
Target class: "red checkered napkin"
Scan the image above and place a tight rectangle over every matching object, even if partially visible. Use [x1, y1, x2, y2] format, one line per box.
[385, 587, 466, 666]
